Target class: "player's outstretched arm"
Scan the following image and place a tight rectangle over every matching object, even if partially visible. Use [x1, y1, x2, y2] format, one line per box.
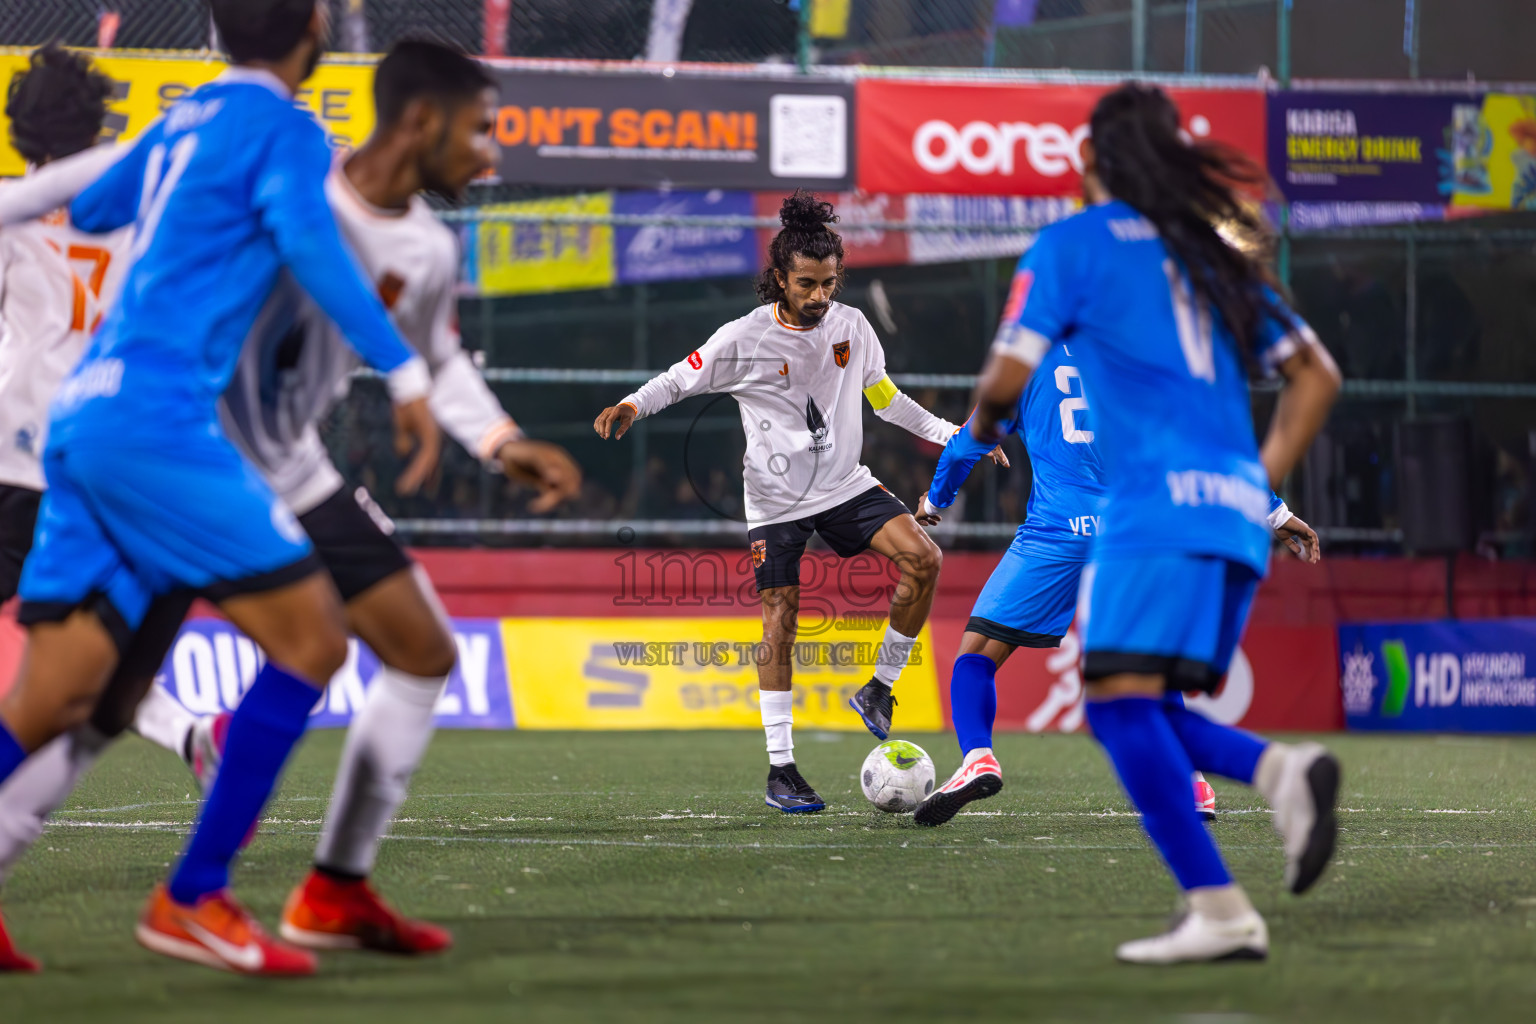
[595, 333, 736, 441]
[0, 143, 125, 229]
[917, 407, 1019, 526]
[1259, 334, 1341, 490]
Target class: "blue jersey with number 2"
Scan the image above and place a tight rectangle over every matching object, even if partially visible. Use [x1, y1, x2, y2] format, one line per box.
[53, 69, 413, 448]
[930, 340, 1106, 563]
[993, 200, 1314, 574]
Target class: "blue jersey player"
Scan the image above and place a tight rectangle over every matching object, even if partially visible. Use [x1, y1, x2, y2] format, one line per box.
[0, 0, 441, 975]
[965, 84, 1341, 964]
[910, 292, 1319, 829]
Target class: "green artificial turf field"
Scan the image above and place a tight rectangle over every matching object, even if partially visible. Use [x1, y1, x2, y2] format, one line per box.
[2, 729, 1534, 1023]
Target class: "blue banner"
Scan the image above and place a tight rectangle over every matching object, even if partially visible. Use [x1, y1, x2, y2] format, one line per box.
[152, 618, 514, 729]
[613, 189, 758, 285]
[1339, 619, 1536, 732]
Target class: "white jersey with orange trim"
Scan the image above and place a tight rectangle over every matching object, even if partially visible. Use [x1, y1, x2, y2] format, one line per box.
[0, 200, 131, 492]
[619, 301, 958, 527]
[221, 167, 520, 515]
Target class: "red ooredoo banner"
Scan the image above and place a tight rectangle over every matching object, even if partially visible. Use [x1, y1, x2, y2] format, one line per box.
[856, 80, 1268, 197]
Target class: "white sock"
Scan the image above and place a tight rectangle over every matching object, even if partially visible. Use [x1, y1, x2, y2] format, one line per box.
[1186, 883, 1256, 923]
[872, 623, 917, 687]
[131, 683, 199, 762]
[1254, 742, 1290, 805]
[962, 746, 993, 767]
[313, 667, 446, 877]
[760, 690, 794, 767]
[0, 726, 110, 886]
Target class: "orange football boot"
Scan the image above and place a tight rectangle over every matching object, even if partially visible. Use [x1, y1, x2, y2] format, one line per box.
[1195, 772, 1218, 822]
[135, 884, 316, 975]
[280, 871, 451, 955]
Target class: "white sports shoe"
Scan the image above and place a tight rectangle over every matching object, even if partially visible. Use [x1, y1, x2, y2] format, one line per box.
[188, 712, 231, 794]
[1115, 910, 1269, 965]
[1270, 742, 1341, 894]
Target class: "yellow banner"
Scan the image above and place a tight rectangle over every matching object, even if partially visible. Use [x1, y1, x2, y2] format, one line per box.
[502, 618, 943, 731]
[1450, 93, 1536, 212]
[0, 50, 377, 176]
[473, 193, 616, 296]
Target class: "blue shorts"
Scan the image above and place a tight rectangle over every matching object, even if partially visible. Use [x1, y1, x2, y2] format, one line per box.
[17, 434, 319, 646]
[967, 538, 1085, 648]
[1078, 553, 1260, 694]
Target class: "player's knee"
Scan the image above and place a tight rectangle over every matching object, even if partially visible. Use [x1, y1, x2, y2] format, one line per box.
[392, 626, 458, 679]
[908, 538, 943, 582]
[279, 622, 350, 684]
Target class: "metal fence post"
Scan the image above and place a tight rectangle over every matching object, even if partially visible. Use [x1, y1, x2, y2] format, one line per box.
[1132, 0, 1147, 72]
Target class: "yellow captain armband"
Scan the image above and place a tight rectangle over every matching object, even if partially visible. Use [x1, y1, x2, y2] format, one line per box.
[863, 375, 898, 411]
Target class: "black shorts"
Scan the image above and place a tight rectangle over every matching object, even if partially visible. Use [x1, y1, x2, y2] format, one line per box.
[86, 487, 411, 736]
[299, 486, 414, 602]
[0, 483, 41, 605]
[748, 485, 911, 591]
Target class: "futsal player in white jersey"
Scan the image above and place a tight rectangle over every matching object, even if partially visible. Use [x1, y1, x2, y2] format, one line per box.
[595, 192, 1002, 812]
[0, 41, 580, 971]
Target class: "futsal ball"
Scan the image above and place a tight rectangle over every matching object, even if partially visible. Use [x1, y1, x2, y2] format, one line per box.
[860, 740, 936, 813]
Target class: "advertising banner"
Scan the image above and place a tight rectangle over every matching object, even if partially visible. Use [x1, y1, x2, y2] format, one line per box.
[931, 620, 1343, 734]
[153, 618, 514, 729]
[1339, 619, 1536, 732]
[0, 51, 376, 176]
[906, 193, 1077, 264]
[501, 618, 944, 731]
[856, 80, 1265, 197]
[468, 193, 615, 296]
[489, 68, 854, 190]
[754, 190, 910, 268]
[614, 189, 758, 284]
[1447, 93, 1536, 212]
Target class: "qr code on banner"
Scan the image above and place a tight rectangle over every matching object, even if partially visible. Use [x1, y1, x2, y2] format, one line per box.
[769, 94, 847, 179]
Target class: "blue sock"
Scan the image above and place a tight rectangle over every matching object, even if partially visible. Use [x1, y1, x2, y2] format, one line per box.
[1161, 692, 1266, 785]
[168, 662, 319, 905]
[950, 653, 998, 756]
[0, 722, 25, 784]
[1085, 696, 1231, 891]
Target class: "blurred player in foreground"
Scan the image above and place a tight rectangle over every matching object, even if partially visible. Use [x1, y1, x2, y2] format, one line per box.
[910, 330, 1318, 828]
[0, 43, 127, 973]
[964, 83, 1341, 963]
[595, 192, 1000, 813]
[0, 0, 446, 975]
[0, 40, 580, 972]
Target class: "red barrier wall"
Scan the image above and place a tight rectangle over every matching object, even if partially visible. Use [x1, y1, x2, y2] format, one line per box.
[7, 552, 1534, 725]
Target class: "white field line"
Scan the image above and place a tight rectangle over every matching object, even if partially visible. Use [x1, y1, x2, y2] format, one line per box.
[34, 820, 1536, 855]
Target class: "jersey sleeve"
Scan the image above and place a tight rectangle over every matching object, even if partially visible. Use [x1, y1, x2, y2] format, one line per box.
[618, 326, 741, 418]
[991, 227, 1079, 369]
[1253, 286, 1323, 378]
[927, 404, 1020, 509]
[421, 233, 522, 460]
[253, 115, 424, 396]
[70, 128, 160, 234]
[0, 144, 127, 228]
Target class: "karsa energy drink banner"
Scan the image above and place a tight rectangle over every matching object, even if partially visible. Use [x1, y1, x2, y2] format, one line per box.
[488, 68, 854, 190]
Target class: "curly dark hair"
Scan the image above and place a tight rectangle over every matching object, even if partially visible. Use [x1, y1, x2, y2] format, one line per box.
[5, 43, 113, 166]
[1089, 82, 1278, 360]
[755, 189, 846, 305]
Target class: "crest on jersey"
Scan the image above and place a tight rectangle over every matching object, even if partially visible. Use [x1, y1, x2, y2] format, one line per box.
[805, 396, 832, 454]
[378, 272, 406, 311]
[751, 539, 767, 568]
[832, 341, 850, 368]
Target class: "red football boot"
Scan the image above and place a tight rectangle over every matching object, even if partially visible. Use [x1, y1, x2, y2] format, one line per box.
[0, 907, 40, 973]
[1195, 772, 1218, 822]
[135, 884, 316, 976]
[280, 870, 452, 955]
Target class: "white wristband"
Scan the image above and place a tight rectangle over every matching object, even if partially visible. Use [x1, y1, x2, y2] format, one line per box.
[1267, 501, 1292, 532]
[918, 493, 946, 518]
[386, 356, 432, 404]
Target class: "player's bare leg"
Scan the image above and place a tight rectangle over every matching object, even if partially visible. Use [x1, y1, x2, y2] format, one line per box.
[757, 585, 821, 812]
[849, 514, 942, 739]
[915, 632, 1012, 827]
[0, 611, 119, 752]
[282, 565, 456, 954]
